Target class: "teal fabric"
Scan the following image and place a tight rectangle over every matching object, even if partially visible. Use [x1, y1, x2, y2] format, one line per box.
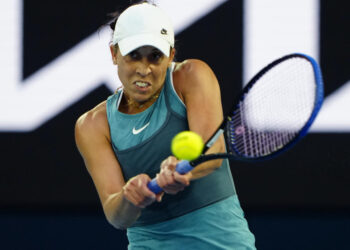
[106, 64, 186, 151]
[106, 64, 237, 227]
[127, 195, 256, 250]
[106, 87, 169, 150]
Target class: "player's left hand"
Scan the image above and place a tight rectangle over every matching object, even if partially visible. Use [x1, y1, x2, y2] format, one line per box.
[156, 156, 192, 195]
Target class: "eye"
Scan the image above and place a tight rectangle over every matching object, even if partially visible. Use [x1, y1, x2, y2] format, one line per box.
[128, 50, 141, 60]
[148, 51, 163, 62]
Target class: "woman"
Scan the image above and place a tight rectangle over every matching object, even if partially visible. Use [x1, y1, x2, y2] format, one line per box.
[75, 2, 256, 249]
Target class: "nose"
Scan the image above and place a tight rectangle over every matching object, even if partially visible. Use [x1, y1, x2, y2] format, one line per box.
[136, 59, 152, 77]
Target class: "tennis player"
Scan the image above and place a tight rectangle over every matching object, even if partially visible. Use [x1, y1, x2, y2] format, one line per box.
[75, 2, 256, 249]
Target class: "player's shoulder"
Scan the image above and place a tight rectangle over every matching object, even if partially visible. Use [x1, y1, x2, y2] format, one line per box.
[174, 59, 212, 77]
[75, 101, 109, 137]
[173, 59, 218, 94]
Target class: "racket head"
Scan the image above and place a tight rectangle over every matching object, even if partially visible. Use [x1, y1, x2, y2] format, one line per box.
[223, 53, 324, 161]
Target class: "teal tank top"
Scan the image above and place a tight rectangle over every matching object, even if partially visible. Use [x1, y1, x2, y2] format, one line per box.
[106, 63, 236, 227]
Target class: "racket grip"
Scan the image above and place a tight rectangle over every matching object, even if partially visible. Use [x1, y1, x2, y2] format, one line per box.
[147, 160, 194, 194]
[147, 179, 163, 194]
[175, 160, 193, 174]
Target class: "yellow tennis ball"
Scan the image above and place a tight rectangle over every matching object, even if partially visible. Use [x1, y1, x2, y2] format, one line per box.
[171, 131, 204, 161]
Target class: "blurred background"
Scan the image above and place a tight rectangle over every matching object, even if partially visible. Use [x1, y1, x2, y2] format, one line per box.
[0, 0, 349, 249]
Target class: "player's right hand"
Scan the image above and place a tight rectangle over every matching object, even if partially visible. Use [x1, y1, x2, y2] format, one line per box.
[123, 174, 163, 208]
[156, 156, 191, 195]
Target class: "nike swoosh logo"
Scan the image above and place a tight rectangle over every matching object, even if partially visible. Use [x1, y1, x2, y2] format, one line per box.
[132, 122, 150, 135]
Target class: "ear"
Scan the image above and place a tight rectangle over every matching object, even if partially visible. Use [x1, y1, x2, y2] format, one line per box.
[110, 45, 118, 65]
[168, 48, 176, 66]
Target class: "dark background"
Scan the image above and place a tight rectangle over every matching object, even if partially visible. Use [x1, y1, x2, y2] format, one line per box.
[1, 0, 349, 249]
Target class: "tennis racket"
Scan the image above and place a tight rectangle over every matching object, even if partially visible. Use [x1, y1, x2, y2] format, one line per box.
[148, 53, 324, 194]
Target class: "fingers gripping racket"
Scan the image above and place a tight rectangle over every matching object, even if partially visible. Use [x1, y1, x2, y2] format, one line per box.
[148, 53, 324, 194]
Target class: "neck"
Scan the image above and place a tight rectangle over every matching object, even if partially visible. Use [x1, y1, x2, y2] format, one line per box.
[121, 90, 161, 114]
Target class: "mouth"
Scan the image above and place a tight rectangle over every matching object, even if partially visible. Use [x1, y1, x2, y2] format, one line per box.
[134, 81, 151, 90]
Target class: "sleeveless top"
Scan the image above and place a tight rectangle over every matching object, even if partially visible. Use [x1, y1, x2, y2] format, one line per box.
[106, 63, 236, 227]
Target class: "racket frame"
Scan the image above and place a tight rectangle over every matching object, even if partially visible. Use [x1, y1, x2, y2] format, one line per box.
[191, 53, 324, 166]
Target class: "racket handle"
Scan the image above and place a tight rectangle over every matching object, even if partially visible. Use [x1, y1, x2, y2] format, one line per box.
[147, 160, 194, 194]
[147, 179, 163, 194]
[175, 160, 193, 174]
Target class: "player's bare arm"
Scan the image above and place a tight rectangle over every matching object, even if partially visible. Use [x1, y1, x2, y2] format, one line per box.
[74, 102, 159, 229]
[172, 59, 226, 179]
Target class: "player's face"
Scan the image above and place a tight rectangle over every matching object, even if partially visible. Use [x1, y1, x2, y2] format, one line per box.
[112, 45, 175, 104]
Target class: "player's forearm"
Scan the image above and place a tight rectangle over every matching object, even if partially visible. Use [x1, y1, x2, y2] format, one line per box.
[190, 136, 225, 180]
[103, 191, 141, 230]
[190, 159, 223, 179]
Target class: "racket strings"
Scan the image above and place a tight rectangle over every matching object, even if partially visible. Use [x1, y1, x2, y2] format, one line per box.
[228, 57, 316, 158]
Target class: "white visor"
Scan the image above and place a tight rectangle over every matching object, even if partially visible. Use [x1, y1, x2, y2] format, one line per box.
[112, 3, 174, 57]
